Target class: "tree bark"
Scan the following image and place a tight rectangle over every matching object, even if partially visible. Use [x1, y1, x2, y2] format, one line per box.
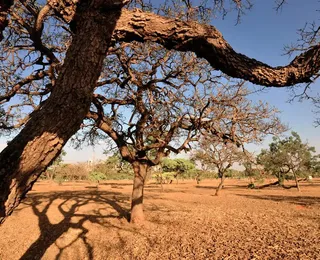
[215, 174, 225, 196]
[130, 161, 149, 223]
[25, 2, 320, 87]
[292, 171, 301, 192]
[256, 180, 280, 189]
[0, 0, 12, 41]
[113, 9, 320, 87]
[0, 4, 121, 224]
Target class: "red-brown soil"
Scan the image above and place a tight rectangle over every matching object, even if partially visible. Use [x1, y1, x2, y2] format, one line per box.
[0, 179, 319, 259]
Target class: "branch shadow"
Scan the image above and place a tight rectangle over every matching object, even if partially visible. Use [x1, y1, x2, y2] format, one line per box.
[19, 190, 131, 260]
[235, 194, 320, 207]
[195, 184, 248, 190]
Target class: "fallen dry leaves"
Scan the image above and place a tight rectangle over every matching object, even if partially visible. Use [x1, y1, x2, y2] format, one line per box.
[0, 179, 319, 259]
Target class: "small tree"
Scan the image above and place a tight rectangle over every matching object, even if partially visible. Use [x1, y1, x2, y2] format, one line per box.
[192, 138, 245, 196]
[242, 160, 265, 188]
[45, 150, 67, 181]
[162, 158, 195, 183]
[258, 132, 318, 191]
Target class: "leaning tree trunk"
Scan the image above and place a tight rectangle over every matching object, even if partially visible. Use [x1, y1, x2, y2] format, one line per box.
[215, 174, 225, 196]
[130, 162, 149, 223]
[0, 5, 121, 224]
[292, 171, 301, 192]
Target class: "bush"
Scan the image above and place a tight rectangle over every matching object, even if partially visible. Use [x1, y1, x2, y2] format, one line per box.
[88, 171, 107, 183]
[54, 174, 65, 185]
[247, 183, 255, 189]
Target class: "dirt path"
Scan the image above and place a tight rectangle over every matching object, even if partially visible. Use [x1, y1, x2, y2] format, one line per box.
[0, 179, 319, 259]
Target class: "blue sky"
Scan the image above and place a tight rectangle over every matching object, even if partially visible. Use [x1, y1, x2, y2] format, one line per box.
[0, 0, 319, 162]
[210, 0, 320, 154]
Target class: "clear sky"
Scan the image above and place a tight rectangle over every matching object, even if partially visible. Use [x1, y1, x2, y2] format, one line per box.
[0, 0, 319, 162]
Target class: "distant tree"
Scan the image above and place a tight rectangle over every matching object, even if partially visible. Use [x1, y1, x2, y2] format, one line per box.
[77, 41, 283, 222]
[161, 158, 195, 183]
[104, 152, 132, 173]
[52, 150, 67, 166]
[258, 132, 318, 191]
[192, 138, 246, 196]
[45, 150, 66, 180]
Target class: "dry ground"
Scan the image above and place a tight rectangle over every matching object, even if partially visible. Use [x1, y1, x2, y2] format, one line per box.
[0, 179, 319, 260]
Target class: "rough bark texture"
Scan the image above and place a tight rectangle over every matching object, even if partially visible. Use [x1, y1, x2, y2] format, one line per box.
[0, 4, 120, 224]
[215, 174, 225, 196]
[130, 162, 149, 224]
[0, 0, 13, 41]
[31, 2, 320, 86]
[114, 9, 320, 87]
[9, 1, 319, 86]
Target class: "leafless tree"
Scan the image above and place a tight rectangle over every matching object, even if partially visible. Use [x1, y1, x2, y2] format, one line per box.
[0, 0, 319, 223]
[192, 138, 250, 196]
[71, 41, 284, 221]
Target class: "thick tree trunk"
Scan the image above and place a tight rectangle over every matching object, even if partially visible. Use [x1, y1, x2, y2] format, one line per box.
[215, 174, 225, 196]
[0, 5, 121, 224]
[130, 162, 149, 224]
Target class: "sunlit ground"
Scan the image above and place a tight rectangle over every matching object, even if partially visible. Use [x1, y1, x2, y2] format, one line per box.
[0, 179, 319, 260]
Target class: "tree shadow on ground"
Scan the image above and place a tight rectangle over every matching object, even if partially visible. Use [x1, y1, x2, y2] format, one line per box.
[99, 182, 133, 186]
[235, 194, 320, 206]
[19, 190, 131, 260]
[195, 184, 248, 190]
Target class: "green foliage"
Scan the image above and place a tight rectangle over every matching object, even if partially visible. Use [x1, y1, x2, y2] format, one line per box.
[152, 158, 197, 183]
[52, 150, 67, 166]
[162, 158, 195, 173]
[88, 171, 106, 182]
[53, 174, 65, 185]
[103, 152, 132, 174]
[247, 183, 256, 189]
[223, 169, 242, 178]
[41, 157, 134, 182]
[258, 132, 318, 182]
[241, 161, 264, 183]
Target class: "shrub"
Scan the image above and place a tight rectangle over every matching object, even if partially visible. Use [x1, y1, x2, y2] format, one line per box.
[88, 171, 107, 183]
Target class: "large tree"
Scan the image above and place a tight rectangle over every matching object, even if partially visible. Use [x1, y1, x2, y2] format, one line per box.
[0, 0, 319, 223]
[0, 0, 127, 224]
[78, 40, 285, 222]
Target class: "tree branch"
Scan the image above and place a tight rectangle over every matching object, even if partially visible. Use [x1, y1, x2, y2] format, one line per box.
[114, 9, 320, 87]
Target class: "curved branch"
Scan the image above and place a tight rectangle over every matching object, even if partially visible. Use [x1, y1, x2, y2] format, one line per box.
[86, 110, 134, 162]
[34, 4, 51, 38]
[0, 70, 49, 103]
[114, 9, 320, 87]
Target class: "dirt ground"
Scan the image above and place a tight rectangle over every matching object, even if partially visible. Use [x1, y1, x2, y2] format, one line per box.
[0, 179, 319, 260]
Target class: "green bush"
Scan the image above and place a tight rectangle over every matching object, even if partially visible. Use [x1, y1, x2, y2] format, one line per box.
[247, 183, 255, 189]
[54, 175, 65, 185]
[88, 171, 107, 182]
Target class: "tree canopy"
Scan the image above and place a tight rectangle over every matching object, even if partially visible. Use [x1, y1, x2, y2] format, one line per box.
[258, 132, 319, 190]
